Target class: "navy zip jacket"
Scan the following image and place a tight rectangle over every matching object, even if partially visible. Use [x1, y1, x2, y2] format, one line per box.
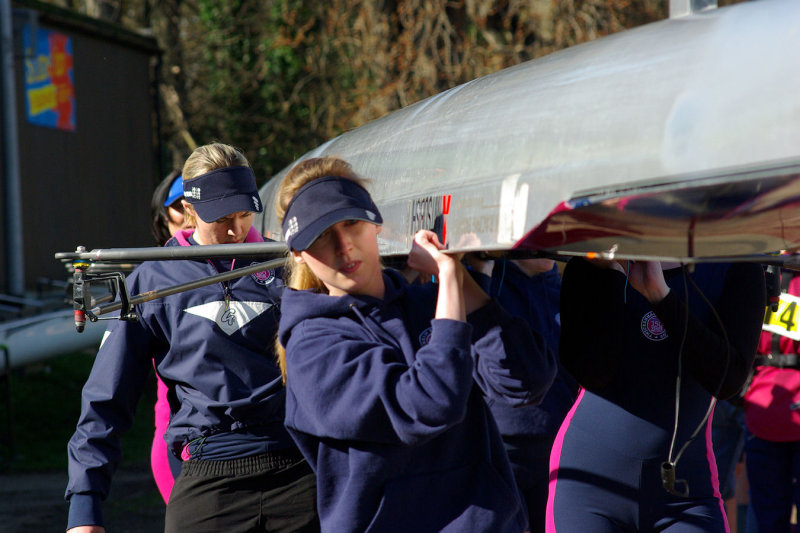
[65, 228, 290, 529]
[279, 269, 557, 533]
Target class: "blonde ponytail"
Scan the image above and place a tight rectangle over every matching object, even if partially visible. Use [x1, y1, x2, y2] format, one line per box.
[274, 259, 328, 382]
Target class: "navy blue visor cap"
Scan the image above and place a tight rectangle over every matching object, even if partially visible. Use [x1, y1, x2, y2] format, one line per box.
[282, 175, 382, 251]
[183, 166, 263, 222]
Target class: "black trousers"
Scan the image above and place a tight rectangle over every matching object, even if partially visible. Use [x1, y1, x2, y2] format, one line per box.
[165, 449, 319, 533]
[504, 434, 556, 533]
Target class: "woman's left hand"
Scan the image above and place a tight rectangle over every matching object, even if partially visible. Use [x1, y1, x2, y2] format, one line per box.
[407, 230, 459, 277]
[626, 260, 670, 304]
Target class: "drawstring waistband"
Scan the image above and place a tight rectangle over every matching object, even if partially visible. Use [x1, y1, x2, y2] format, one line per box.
[181, 448, 304, 477]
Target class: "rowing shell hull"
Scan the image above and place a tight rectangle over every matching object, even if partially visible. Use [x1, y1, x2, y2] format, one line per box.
[0, 311, 105, 371]
[257, 0, 800, 260]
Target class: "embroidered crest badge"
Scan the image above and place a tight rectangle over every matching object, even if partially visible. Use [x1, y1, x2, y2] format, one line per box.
[419, 327, 432, 346]
[251, 265, 275, 286]
[641, 310, 668, 341]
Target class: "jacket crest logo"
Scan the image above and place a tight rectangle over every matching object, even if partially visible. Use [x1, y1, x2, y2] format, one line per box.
[641, 310, 668, 341]
[220, 307, 237, 327]
[251, 266, 275, 285]
[419, 327, 432, 346]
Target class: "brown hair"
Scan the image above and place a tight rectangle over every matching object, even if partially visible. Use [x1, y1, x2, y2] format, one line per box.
[274, 156, 370, 380]
[181, 143, 250, 226]
[150, 169, 182, 245]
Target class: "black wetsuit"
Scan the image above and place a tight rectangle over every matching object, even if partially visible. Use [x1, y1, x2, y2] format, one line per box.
[548, 259, 764, 532]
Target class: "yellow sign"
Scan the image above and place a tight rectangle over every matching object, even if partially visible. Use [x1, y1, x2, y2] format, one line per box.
[27, 85, 57, 116]
[763, 292, 800, 341]
[23, 25, 75, 131]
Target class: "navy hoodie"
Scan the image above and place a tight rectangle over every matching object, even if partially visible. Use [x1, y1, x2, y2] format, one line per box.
[485, 261, 578, 437]
[279, 269, 557, 533]
[66, 228, 291, 529]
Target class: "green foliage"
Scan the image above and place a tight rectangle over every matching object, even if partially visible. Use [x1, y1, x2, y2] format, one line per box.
[0, 352, 157, 473]
[182, 0, 323, 183]
[42, 0, 759, 183]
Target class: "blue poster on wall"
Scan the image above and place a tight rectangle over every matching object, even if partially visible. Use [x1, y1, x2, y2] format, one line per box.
[23, 25, 76, 131]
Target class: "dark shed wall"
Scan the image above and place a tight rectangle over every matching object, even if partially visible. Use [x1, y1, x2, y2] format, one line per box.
[8, 3, 159, 287]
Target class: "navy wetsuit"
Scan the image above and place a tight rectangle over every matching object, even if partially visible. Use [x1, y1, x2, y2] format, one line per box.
[548, 259, 764, 532]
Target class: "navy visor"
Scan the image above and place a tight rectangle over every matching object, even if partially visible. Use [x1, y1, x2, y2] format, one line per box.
[183, 166, 262, 222]
[282, 175, 382, 251]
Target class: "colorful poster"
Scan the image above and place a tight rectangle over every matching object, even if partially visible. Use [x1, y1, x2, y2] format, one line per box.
[23, 25, 76, 131]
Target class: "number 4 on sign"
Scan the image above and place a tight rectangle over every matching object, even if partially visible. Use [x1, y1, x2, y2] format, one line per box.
[764, 292, 800, 341]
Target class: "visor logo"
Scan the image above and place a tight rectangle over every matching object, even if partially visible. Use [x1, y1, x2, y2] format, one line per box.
[252, 195, 260, 211]
[285, 216, 299, 239]
[185, 186, 201, 199]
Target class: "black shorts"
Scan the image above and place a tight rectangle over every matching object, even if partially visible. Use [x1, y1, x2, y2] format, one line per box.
[165, 448, 319, 533]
